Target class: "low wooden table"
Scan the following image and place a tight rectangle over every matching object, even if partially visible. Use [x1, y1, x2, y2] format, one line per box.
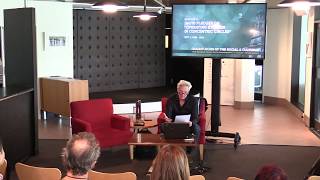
[128, 133, 203, 160]
[130, 119, 158, 133]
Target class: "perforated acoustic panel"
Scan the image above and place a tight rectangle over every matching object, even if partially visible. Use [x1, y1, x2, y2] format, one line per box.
[73, 10, 166, 92]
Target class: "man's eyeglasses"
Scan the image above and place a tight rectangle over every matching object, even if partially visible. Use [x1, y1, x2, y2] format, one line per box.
[177, 91, 188, 96]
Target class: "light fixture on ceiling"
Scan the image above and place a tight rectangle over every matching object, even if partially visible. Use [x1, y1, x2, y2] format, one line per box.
[157, 7, 163, 14]
[92, 0, 128, 13]
[133, 0, 157, 21]
[278, 0, 320, 16]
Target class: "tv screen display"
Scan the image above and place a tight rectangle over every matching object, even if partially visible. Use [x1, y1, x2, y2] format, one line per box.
[172, 4, 266, 59]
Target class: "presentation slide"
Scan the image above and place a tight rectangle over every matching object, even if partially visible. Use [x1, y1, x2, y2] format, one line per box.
[172, 4, 266, 59]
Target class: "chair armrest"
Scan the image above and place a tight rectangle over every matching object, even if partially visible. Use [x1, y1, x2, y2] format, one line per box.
[198, 113, 206, 133]
[111, 114, 130, 130]
[157, 112, 166, 124]
[198, 113, 206, 144]
[157, 112, 167, 133]
[71, 117, 92, 134]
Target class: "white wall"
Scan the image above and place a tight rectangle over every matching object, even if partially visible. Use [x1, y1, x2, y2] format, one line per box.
[27, 0, 73, 78]
[203, 58, 254, 105]
[221, 59, 235, 105]
[1, 0, 73, 78]
[304, 8, 315, 119]
[26, 1, 74, 117]
[263, 8, 293, 101]
[0, 0, 25, 26]
[203, 58, 212, 104]
[234, 59, 255, 102]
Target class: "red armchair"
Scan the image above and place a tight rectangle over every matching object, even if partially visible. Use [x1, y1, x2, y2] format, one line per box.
[157, 97, 207, 160]
[70, 98, 133, 148]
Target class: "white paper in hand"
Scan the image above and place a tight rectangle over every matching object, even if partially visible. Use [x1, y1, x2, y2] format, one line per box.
[174, 114, 191, 123]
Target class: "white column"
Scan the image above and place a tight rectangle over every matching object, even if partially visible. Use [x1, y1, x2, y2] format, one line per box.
[234, 59, 255, 108]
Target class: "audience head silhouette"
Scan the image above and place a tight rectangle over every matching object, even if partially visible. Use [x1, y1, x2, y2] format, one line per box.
[0, 138, 4, 165]
[62, 132, 100, 179]
[151, 144, 190, 180]
[255, 164, 288, 180]
[0, 138, 5, 180]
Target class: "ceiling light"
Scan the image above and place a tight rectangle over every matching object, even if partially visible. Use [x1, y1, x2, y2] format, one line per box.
[133, 13, 157, 21]
[278, 0, 320, 16]
[157, 7, 163, 14]
[133, 0, 157, 21]
[92, 1, 128, 13]
[278, 0, 320, 7]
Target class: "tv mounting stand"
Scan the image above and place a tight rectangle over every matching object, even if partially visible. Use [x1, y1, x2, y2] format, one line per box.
[205, 59, 241, 149]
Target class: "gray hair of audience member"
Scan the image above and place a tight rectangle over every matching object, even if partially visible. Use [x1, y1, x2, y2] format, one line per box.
[177, 80, 192, 92]
[62, 132, 100, 176]
[151, 144, 190, 180]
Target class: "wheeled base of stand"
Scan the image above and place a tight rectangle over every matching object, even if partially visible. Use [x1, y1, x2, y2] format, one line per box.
[205, 131, 241, 149]
[190, 161, 211, 175]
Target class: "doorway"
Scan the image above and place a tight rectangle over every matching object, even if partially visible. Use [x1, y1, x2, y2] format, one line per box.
[311, 23, 320, 132]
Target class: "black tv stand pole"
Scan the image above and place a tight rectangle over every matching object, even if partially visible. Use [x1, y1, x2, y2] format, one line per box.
[205, 59, 241, 149]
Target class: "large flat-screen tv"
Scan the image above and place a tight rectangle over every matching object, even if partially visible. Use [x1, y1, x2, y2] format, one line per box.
[172, 4, 266, 59]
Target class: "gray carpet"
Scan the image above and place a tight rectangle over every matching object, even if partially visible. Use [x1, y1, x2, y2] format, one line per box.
[8, 140, 320, 180]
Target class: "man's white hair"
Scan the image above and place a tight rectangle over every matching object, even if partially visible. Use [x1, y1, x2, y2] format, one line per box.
[177, 80, 192, 92]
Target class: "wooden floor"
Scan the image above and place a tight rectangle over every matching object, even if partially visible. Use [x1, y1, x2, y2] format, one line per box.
[39, 102, 320, 146]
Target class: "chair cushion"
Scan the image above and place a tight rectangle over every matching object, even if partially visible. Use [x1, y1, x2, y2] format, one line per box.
[93, 128, 133, 148]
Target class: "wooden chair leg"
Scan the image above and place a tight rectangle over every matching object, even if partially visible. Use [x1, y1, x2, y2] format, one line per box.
[129, 145, 134, 160]
[199, 144, 204, 161]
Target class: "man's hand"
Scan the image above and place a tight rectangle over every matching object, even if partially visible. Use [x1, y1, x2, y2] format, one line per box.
[188, 121, 192, 127]
[163, 113, 173, 122]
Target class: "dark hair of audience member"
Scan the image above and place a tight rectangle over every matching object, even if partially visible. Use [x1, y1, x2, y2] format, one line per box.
[151, 144, 190, 180]
[62, 132, 100, 176]
[255, 164, 288, 180]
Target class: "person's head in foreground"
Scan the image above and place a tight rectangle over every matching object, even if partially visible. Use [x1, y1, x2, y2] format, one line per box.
[151, 144, 190, 180]
[0, 138, 4, 165]
[0, 138, 5, 180]
[62, 132, 100, 179]
[177, 80, 192, 101]
[255, 164, 288, 180]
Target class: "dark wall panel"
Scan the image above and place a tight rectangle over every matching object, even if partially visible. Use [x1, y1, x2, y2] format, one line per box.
[74, 10, 166, 92]
[73, 11, 78, 78]
[0, 90, 35, 170]
[139, 18, 165, 88]
[3, 8, 38, 170]
[165, 14, 204, 94]
[109, 13, 139, 90]
[315, 7, 320, 21]
[4, 8, 36, 88]
[290, 15, 302, 109]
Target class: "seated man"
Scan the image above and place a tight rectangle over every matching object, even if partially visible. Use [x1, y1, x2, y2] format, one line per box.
[163, 80, 200, 142]
[61, 132, 100, 180]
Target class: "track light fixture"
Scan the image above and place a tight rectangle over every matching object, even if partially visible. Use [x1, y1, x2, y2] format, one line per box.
[133, 0, 157, 21]
[278, 0, 320, 16]
[93, 0, 128, 13]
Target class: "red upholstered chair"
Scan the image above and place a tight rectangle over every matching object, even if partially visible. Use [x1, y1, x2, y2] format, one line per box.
[70, 98, 133, 148]
[157, 97, 207, 160]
